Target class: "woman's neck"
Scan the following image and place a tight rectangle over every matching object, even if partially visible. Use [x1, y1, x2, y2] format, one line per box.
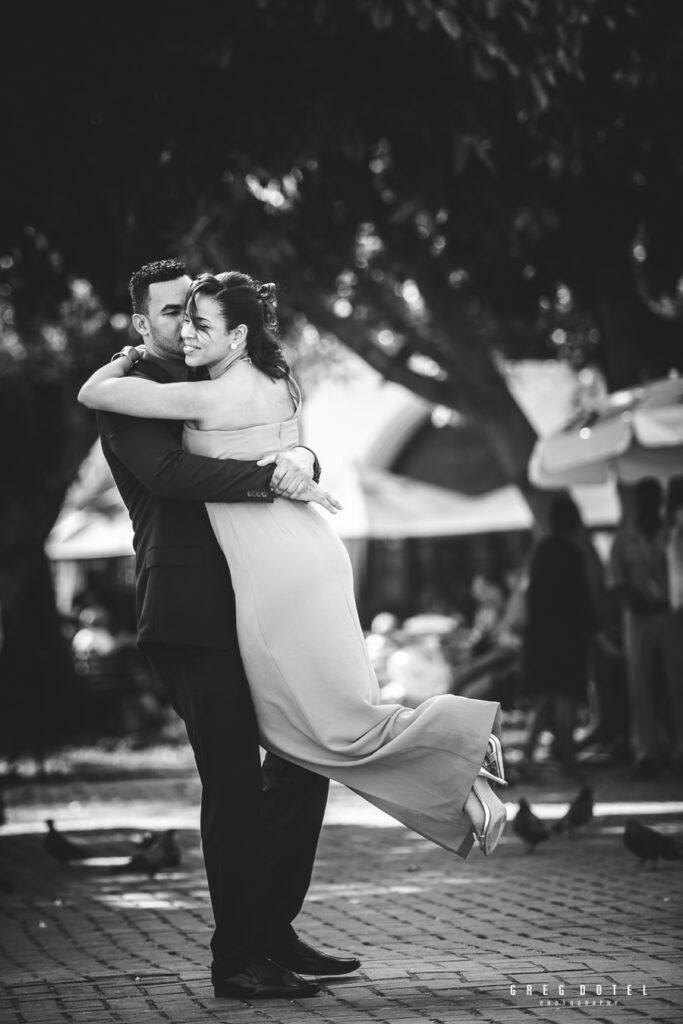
[208, 347, 251, 379]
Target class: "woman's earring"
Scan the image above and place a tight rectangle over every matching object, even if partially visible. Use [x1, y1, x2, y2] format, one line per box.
[230, 342, 238, 350]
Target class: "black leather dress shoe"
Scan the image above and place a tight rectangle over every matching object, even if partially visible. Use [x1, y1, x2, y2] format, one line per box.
[213, 958, 320, 999]
[269, 937, 361, 976]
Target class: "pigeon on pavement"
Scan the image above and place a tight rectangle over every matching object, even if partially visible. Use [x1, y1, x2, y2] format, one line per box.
[552, 785, 594, 835]
[512, 797, 551, 852]
[44, 820, 97, 862]
[623, 819, 683, 867]
[156, 829, 181, 868]
[110, 829, 181, 878]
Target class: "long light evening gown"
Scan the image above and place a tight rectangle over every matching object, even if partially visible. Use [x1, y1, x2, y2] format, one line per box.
[183, 380, 501, 857]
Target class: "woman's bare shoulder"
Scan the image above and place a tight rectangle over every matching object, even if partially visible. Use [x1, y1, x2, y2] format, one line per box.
[195, 363, 296, 429]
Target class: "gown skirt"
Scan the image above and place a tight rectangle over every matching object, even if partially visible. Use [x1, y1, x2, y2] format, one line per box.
[184, 408, 501, 858]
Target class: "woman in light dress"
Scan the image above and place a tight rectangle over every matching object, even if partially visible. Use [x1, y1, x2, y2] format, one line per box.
[79, 271, 507, 857]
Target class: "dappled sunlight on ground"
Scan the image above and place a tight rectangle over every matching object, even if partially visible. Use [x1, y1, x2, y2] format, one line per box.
[97, 890, 200, 911]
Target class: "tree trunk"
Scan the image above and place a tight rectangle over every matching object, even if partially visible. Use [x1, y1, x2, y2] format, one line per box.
[598, 288, 683, 390]
[302, 292, 558, 531]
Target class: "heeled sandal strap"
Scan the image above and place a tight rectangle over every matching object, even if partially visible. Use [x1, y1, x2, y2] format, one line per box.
[479, 765, 508, 787]
[471, 777, 507, 856]
[484, 734, 506, 783]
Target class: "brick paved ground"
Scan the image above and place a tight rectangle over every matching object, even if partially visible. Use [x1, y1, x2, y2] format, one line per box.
[1, 744, 682, 1024]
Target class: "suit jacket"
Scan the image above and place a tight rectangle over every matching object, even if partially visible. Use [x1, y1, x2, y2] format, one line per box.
[97, 358, 275, 650]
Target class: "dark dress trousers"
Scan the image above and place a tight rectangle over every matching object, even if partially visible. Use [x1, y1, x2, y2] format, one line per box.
[97, 357, 329, 978]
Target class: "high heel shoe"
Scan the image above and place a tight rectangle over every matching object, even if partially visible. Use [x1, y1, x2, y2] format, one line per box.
[481, 734, 506, 785]
[470, 776, 507, 856]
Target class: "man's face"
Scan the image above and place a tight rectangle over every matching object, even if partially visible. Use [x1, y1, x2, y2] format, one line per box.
[137, 276, 192, 358]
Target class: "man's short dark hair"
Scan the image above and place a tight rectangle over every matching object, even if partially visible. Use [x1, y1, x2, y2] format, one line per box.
[129, 258, 188, 314]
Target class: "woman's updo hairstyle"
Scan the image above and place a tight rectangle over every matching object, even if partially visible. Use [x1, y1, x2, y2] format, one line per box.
[186, 271, 289, 381]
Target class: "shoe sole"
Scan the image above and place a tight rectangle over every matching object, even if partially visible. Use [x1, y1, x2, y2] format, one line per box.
[213, 985, 320, 999]
[482, 811, 506, 856]
[282, 966, 360, 976]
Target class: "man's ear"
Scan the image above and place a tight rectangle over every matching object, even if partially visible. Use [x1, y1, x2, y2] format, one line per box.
[132, 313, 149, 337]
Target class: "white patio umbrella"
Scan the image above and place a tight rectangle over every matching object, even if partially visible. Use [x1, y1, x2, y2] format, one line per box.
[529, 374, 683, 489]
[45, 505, 134, 560]
[327, 464, 535, 539]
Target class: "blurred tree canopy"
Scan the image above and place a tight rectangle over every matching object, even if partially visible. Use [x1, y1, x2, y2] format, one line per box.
[1, 0, 682, 715]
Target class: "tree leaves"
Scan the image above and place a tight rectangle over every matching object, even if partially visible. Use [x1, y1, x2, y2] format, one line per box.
[435, 8, 462, 41]
[1, 0, 682, 496]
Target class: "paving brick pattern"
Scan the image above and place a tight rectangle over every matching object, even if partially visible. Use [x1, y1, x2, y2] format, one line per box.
[1, 766, 682, 1023]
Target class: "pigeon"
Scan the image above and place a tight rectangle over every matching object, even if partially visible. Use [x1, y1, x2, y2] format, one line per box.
[110, 829, 181, 878]
[552, 785, 594, 835]
[156, 829, 181, 868]
[44, 820, 97, 862]
[623, 819, 683, 868]
[512, 797, 551, 853]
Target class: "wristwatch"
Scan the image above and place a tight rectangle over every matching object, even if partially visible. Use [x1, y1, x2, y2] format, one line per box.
[110, 345, 144, 370]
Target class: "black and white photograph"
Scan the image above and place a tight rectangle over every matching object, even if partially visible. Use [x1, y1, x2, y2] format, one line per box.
[1, 2, 682, 1021]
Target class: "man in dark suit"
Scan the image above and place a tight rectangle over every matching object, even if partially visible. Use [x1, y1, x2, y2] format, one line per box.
[96, 258, 360, 999]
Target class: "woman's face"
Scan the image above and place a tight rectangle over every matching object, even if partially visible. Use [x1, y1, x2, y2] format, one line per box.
[181, 293, 240, 370]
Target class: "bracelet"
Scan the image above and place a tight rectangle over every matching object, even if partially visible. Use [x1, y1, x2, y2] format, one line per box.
[110, 345, 143, 370]
[297, 445, 321, 483]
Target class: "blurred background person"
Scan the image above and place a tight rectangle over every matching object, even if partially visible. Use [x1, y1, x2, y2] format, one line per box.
[609, 478, 672, 779]
[365, 612, 404, 691]
[520, 495, 600, 777]
[450, 570, 523, 709]
[70, 601, 167, 743]
[467, 573, 508, 657]
[664, 477, 683, 775]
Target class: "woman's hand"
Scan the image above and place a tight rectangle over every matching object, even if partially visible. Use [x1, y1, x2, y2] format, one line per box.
[257, 449, 342, 511]
[291, 481, 343, 514]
